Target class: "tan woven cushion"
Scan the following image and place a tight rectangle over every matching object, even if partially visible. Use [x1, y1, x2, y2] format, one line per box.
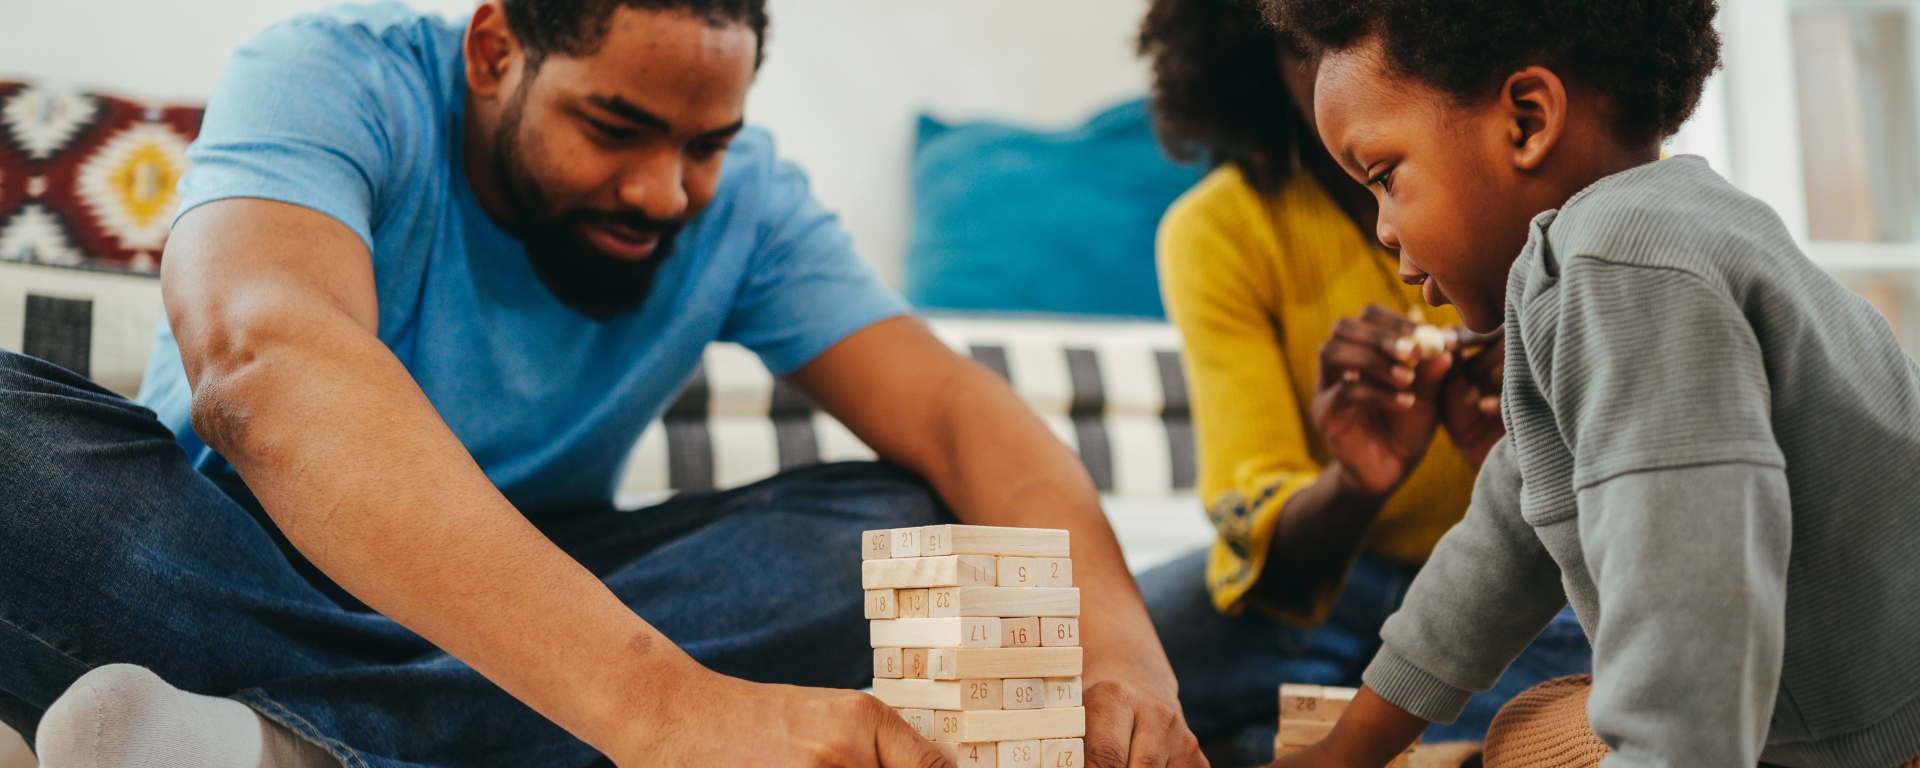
[1483, 675, 1610, 768]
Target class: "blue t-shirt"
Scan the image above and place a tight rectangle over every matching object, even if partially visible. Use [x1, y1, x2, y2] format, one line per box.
[137, 3, 908, 510]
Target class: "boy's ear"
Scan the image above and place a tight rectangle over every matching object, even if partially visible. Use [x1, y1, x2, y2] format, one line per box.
[465, 2, 521, 101]
[1501, 66, 1569, 172]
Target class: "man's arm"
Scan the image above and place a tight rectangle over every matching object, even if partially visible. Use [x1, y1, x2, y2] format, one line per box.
[164, 199, 946, 768]
[786, 316, 1204, 768]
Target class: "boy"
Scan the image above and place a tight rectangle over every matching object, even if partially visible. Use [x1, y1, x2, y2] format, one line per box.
[1259, 1, 1920, 766]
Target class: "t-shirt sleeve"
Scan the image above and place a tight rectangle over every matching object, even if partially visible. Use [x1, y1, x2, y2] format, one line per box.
[717, 139, 911, 375]
[173, 17, 411, 249]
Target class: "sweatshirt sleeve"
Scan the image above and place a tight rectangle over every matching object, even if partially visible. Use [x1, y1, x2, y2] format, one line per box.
[1553, 259, 1789, 768]
[1363, 437, 1571, 722]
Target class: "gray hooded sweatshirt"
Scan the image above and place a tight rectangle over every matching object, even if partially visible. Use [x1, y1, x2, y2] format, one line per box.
[1362, 156, 1920, 768]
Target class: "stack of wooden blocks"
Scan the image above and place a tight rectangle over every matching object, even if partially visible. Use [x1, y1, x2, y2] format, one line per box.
[863, 524, 1085, 768]
[1277, 684, 1417, 766]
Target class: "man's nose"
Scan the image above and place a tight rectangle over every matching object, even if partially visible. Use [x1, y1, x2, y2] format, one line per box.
[617, 149, 689, 221]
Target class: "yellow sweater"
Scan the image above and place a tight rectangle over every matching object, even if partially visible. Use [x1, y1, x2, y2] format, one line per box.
[1157, 166, 1475, 624]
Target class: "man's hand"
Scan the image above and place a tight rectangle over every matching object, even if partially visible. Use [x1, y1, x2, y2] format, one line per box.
[606, 671, 951, 768]
[1439, 326, 1505, 469]
[1082, 679, 1205, 768]
[1313, 304, 1451, 496]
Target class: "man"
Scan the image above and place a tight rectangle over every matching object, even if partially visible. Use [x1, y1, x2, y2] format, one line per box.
[0, 1, 1202, 766]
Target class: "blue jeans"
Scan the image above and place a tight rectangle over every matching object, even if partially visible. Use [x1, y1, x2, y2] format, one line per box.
[1140, 547, 1591, 764]
[0, 350, 953, 767]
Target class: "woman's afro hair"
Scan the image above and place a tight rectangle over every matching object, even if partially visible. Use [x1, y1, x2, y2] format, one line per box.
[1264, 0, 1721, 144]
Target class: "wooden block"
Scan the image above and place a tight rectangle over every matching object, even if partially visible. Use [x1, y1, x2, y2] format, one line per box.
[873, 678, 1003, 711]
[863, 555, 1000, 589]
[1001, 617, 1041, 648]
[892, 527, 923, 558]
[927, 587, 1080, 618]
[927, 647, 1083, 680]
[933, 741, 999, 768]
[1278, 718, 1335, 746]
[1273, 737, 1299, 758]
[998, 739, 1041, 768]
[1044, 677, 1082, 708]
[929, 707, 1086, 743]
[904, 648, 930, 679]
[874, 647, 903, 679]
[1042, 738, 1084, 768]
[1040, 617, 1079, 647]
[898, 708, 935, 739]
[1034, 557, 1072, 587]
[998, 557, 1040, 587]
[865, 589, 898, 620]
[1322, 686, 1357, 720]
[898, 588, 931, 618]
[1279, 683, 1327, 721]
[1003, 678, 1044, 709]
[872, 618, 1002, 649]
[863, 529, 895, 560]
[921, 525, 1071, 557]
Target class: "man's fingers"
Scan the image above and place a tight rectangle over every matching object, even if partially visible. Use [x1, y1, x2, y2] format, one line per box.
[872, 711, 952, 768]
[1083, 691, 1138, 768]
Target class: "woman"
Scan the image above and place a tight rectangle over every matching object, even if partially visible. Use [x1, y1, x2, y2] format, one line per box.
[1134, 0, 1590, 762]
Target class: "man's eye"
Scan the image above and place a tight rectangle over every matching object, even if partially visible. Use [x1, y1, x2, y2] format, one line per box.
[688, 140, 730, 160]
[591, 120, 639, 141]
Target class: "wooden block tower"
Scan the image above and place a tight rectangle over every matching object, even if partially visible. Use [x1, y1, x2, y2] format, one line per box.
[1276, 684, 1416, 766]
[863, 524, 1085, 768]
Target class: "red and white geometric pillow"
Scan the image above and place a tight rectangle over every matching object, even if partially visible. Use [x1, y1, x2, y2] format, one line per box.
[0, 80, 203, 275]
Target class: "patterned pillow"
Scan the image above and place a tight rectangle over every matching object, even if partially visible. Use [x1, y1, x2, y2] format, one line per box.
[0, 81, 202, 275]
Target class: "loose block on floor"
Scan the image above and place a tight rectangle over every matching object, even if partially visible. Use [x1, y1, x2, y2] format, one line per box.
[920, 525, 1070, 557]
[1040, 617, 1078, 647]
[931, 707, 1086, 743]
[927, 586, 1080, 618]
[874, 678, 1005, 711]
[863, 555, 1000, 589]
[934, 742, 999, 767]
[871, 617, 1002, 648]
[1278, 718, 1334, 746]
[926, 647, 1083, 680]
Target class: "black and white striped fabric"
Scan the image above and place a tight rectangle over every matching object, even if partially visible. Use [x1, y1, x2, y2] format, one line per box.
[1, 262, 1196, 499]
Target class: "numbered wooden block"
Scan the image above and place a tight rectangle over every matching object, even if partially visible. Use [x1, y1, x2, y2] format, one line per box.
[933, 741, 999, 768]
[1044, 677, 1082, 708]
[1042, 738, 1084, 768]
[1040, 617, 1078, 647]
[1004, 678, 1044, 710]
[928, 707, 1086, 743]
[874, 647, 903, 679]
[921, 525, 1071, 557]
[898, 588, 931, 618]
[927, 587, 1080, 618]
[1278, 718, 1335, 747]
[1279, 683, 1327, 721]
[872, 678, 1003, 711]
[904, 648, 930, 679]
[865, 589, 898, 620]
[871, 618, 1002, 649]
[898, 708, 936, 740]
[1033, 557, 1072, 587]
[863, 555, 1001, 589]
[1322, 686, 1357, 720]
[998, 739, 1042, 768]
[863, 529, 895, 560]
[927, 647, 1084, 680]
[998, 557, 1039, 587]
[892, 527, 923, 558]
[1001, 617, 1041, 648]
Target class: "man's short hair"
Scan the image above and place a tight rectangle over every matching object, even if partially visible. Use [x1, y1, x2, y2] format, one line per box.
[502, 0, 770, 70]
[1264, 0, 1721, 145]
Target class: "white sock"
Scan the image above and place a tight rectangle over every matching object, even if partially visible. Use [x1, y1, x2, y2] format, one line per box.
[35, 664, 340, 768]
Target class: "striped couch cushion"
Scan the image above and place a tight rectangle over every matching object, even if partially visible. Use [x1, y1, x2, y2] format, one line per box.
[1, 261, 1196, 499]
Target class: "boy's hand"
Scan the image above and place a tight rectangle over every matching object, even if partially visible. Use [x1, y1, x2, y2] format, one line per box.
[1440, 325, 1506, 469]
[1267, 686, 1428, 768]
[1314, 304, 1451, 495]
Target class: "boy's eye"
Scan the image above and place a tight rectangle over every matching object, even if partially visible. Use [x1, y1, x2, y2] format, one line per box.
[1368, 166, 1395, 193]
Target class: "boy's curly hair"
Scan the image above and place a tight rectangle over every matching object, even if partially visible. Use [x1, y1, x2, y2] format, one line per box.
[1263, 0, 1721, 145]
[1138, 0, 1315, 192]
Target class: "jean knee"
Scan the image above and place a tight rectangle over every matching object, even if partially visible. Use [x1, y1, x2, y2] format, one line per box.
[765, 461, 953, 529]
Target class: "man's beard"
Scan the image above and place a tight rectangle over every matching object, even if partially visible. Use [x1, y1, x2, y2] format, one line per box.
[491, 89, 682, 321]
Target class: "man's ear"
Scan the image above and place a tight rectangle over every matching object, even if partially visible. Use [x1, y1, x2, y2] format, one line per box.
[1501, 66, 1568, 172]
[465, 2, 521, 101]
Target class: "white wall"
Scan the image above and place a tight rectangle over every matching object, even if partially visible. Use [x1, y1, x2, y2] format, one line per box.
[0, 0, 1154, 286]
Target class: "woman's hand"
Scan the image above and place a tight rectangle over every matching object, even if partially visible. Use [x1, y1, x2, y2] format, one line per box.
[1439, 325, 1505, 470]
[1312, 304, 1451, 497]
